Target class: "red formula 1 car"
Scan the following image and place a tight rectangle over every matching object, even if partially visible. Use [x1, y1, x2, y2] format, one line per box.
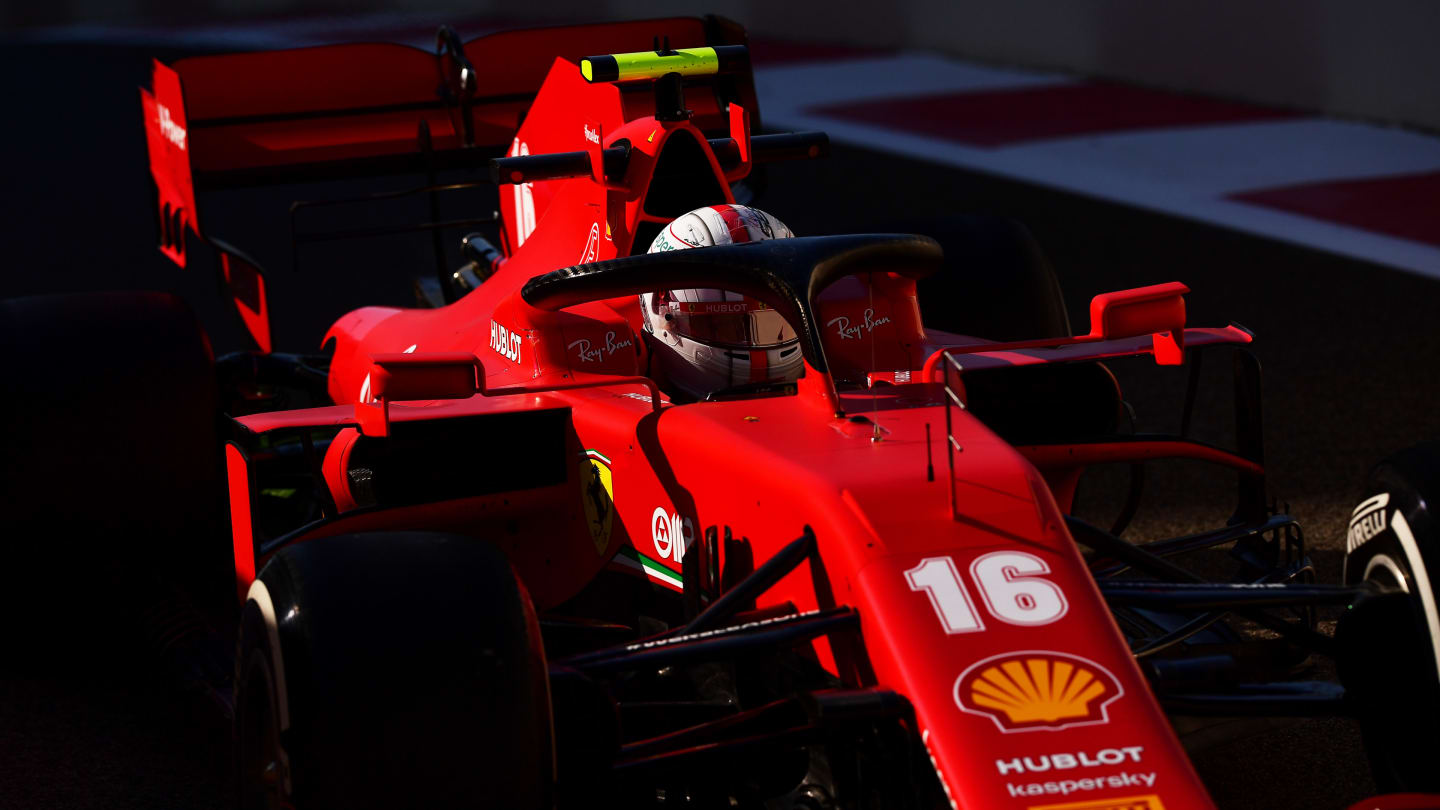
[66, 14, 1440, 810]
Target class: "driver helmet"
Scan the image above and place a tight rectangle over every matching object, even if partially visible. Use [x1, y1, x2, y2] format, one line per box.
[640, 205, 803, 400]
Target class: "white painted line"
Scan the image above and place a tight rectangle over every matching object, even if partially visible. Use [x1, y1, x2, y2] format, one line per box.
[993, 118, 1440, 197]
[755, 55, 1074, 110]
[18, 16, 1438, 276]
[761, 108, 1440, 278]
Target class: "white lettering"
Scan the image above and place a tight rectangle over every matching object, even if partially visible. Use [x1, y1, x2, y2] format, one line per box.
[583, 124, 600, 144]
[1022, 757, 1050, 773]
[1348, 505, 1389, 553]
[906, 557, 984, 634]
[1003, 771, 1156, 798]
[826, 308, 892, 340]
[157, 104, 187, 150]
[971, 551, 1068, 626]
[995, 747, 1144, 775]
[489, 320, 523, 364]
[996, 758, 1025, 776]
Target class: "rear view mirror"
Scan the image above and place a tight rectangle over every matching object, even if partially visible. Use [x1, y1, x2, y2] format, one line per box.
[215, 241, 272, 353]
[1086, 282, 1188, 364]
[354, 352, 481, 436]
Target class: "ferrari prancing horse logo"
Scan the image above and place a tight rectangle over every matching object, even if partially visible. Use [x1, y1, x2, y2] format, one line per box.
[581, 450, 613, 555]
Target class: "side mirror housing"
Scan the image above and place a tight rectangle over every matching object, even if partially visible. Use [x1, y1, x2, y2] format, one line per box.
[215, 242, 273, 354]
[1086, 282, 1189, 365]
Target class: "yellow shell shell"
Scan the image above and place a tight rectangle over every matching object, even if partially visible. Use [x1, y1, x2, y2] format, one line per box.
[968, 656, 1111, 724]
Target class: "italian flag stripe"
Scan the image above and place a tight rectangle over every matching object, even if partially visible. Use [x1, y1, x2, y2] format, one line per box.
[585, 448, 611, 465]
[615, 547, 682, 589]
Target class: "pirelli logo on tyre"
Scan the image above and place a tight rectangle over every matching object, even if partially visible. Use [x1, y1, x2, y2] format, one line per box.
[1027, 795, 1164, 810]
[1348, 492, 1390, 553]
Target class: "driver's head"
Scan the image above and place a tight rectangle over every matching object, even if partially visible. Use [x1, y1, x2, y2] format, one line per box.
[639, 205, 803, 401]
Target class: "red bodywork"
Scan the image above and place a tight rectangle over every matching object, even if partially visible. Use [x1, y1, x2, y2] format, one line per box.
[146, 20, 1260, 809]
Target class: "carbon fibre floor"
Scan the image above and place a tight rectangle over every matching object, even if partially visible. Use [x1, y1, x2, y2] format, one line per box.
[4, 39, 1437, 810]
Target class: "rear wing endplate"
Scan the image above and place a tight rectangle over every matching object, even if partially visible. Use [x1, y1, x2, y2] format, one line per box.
[138, 16, 755, 354]
[139, 16, 755, 263]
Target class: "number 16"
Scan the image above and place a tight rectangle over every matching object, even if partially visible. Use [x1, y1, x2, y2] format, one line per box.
[904, 552, 1068, 633]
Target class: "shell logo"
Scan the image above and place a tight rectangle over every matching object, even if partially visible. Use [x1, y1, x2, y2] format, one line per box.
[954, 651, 1123, 733]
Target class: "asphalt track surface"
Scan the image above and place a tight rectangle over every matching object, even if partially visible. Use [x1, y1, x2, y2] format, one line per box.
[4, 39, 1440, 810]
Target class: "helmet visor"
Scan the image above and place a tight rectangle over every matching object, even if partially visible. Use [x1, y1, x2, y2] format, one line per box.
[665, 299, 796, 349]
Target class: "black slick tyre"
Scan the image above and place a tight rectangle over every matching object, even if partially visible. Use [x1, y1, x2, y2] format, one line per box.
[0, 291, 225, 655]
[884, 217, 1126, 444]
[1338, 441, 1440, 792]
[0, 291, 220, 535]
[235, 531, 554, 809]
[888, 215, 1071, 341]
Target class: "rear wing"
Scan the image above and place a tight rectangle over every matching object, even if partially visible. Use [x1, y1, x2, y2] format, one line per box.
[140, 16, 756, 267]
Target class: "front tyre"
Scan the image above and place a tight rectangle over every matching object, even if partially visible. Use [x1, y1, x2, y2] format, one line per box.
[235, 532, 554, 809]
[898, 214, 1071, 341]
[1339, 442, 1440, 792]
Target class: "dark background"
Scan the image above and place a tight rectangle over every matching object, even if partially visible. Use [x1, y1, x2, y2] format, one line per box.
[2, 26, 1437, 810]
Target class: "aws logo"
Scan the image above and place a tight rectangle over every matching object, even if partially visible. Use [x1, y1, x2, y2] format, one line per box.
[955, 651, 1122, 733]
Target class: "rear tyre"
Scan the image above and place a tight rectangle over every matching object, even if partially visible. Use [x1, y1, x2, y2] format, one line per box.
[1339, 442, 1440, 792]
[0, 291, 220, 534]
[235, 532, 554, 809]
[0, 291, 225, 656]
[892, 215, 1071, 341]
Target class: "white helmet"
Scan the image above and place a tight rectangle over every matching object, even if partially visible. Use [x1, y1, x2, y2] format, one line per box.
[640, 205, 803, 400]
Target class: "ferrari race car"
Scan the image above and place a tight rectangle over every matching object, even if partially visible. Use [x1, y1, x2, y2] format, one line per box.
[14, 15, 1440, 810]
